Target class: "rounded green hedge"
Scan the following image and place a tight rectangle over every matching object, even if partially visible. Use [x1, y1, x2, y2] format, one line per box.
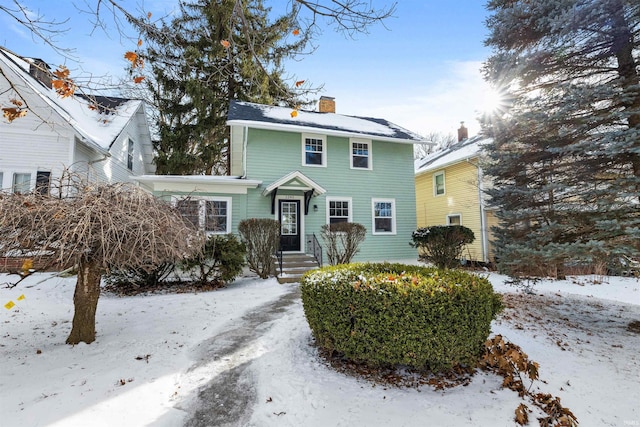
[300, 263, 503, 372]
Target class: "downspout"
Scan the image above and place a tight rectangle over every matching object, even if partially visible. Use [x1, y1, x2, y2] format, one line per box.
[476, 163, 489, 264]
[468, 158, 489, 264]
[242, 126, 248, 178]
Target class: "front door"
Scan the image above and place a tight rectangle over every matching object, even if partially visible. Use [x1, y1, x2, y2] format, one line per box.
[279, 200, 301, 251]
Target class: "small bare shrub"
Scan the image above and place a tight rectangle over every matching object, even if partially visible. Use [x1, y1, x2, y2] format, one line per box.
[320, 222, 366, 265]
[238, 218, 280, 279]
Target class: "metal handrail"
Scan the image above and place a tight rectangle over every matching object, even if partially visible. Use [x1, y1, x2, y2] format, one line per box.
[309, 233, 323, 267]
[276, 245, 283, 276]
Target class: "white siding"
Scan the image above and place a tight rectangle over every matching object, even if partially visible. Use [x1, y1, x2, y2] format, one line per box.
[0, 121, 73, 192]
[1, 61, 154, 188]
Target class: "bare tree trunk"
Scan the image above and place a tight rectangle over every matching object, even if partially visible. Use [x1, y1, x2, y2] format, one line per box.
[66, 259, 102, 345]
[610, 0, 640, 201]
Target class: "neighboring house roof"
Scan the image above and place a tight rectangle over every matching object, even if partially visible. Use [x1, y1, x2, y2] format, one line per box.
[414, 135, 491, 175]
[0, 47, 145, 153]
[227, 100, 428, 144]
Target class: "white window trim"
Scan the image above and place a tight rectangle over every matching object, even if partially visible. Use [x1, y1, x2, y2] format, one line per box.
[371, 198, 396, 235]
[349, 138, 372, 170]
[433, 171, 445, 196]
[447, 213, 462, 225]
[173, 196, 232, 234]
[302, 133, 327, 168]
[326, 196, 353, 224]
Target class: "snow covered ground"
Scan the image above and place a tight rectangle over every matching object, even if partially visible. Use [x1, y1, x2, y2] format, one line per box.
[1, 270, 638, 427]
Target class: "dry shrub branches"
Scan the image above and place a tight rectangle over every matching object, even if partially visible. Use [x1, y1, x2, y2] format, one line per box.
[0, 174, 200, 271]
[479, 335, 579, 427]
[0, 171, 203, 344]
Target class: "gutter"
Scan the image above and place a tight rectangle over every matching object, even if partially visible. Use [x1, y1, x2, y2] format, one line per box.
[242, 125, 248, 178]
[88, 153, 111, 165]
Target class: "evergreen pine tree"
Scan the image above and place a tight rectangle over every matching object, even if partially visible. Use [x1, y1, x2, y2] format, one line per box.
[481, 0, 640, 278]
[140, 0, 310, 175]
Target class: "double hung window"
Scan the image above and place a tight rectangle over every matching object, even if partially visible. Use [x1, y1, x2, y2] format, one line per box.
[303, 134, 326, 167]
[350, 139, 371, 170]
[12, 173, 31, 194]
[372, 198, 396, 234]
[176, 197, 231, 234]
[327, 197, 351, 224]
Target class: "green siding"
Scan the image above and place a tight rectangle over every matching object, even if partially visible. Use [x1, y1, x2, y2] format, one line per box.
[244, 128, 418, 262]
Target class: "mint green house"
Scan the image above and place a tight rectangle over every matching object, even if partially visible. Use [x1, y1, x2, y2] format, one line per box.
[135, 98, 427, 264]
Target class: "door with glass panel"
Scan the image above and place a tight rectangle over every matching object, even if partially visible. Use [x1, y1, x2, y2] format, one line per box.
[278, 200, 301, 251]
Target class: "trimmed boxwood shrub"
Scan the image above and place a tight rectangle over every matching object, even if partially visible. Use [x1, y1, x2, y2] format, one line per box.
[300, 263, 502, 372]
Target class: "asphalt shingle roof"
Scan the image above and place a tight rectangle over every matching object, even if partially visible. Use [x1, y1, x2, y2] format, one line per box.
[227, 100, 426, 143]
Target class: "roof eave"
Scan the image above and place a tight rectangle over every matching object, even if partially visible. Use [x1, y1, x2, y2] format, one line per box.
[227, 119, 427, 144]
[415, 153, 481, 176]
[132, 175, 263, 187]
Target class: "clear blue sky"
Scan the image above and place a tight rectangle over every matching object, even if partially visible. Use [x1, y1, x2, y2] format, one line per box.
[1, 0, 494, 138]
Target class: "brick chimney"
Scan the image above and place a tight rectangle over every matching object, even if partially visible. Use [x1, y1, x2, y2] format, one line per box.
[457, 121, 468, 142]
[318, 96, 335, 113]
[29, 58, 52, 89]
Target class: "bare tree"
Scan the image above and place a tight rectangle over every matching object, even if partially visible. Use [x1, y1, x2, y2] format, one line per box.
[0, 173, 202, 344]
[1, 0, 396, 121]
[414, 131, 458, 159]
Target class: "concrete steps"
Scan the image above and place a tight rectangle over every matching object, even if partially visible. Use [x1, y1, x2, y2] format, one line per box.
[276, 253, 320, 284]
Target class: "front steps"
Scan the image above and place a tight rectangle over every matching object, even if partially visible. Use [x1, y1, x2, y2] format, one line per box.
[276, 253, 320, 284]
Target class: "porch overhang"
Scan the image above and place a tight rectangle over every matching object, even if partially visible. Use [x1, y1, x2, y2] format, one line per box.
[262, 171, 326, 215]
[132, 175, 262, 194]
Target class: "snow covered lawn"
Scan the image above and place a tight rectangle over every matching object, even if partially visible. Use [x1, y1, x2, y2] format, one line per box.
[1, 272, 638, 427]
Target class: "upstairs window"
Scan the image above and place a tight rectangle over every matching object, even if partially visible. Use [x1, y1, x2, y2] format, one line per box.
[176, 197, 231, 234]
[372, 198, 396, 235]
[302, 134, 326, 167]
[350, 139, 372, 170]
[434, 171, 445, 196]
[327, 197, 351, 224]
[127, 138, 135, 171]
[12, 173, 31, 194]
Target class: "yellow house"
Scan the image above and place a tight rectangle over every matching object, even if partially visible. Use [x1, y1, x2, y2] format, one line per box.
[414, 130, 497, 264]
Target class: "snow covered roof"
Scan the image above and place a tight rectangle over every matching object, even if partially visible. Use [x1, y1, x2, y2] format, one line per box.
[227, 100, 427, 144]
[414, 135, 491, 175]
[0, 47, 143, 151]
